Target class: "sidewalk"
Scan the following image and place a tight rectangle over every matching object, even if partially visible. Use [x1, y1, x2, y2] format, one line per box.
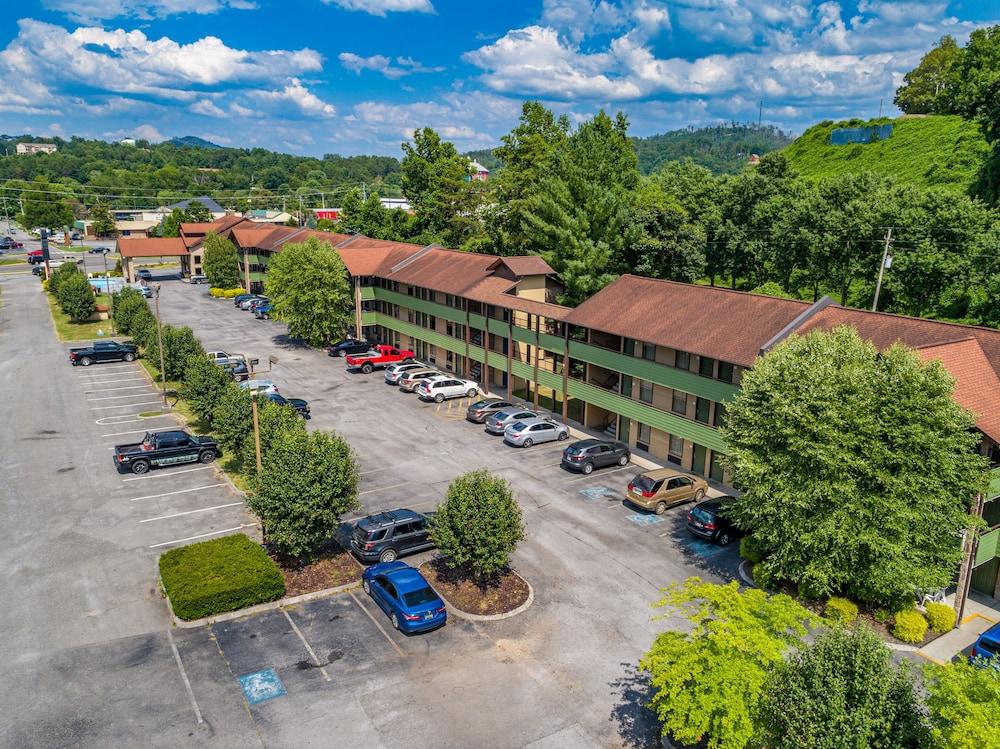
[917, 590, 1000, 664]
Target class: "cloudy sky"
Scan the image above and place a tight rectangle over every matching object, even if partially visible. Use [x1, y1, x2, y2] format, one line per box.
[0, 0, 995, 157]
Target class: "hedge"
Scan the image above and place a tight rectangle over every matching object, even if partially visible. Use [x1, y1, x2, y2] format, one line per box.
[892, 609, 929, 643]
[739, 535, 766, 564]
[159, 533, 285, 621]
[209, 287, 245, 298]
[824, 596, 859, 626]
[924, 602, 957, 633]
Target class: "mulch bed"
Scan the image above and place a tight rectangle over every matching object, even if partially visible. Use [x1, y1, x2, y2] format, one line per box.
[420, 558, 530, 616]
[270, 541, 363, 598]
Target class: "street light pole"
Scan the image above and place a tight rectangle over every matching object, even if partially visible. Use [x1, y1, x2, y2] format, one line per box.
[153, 283, 167, 408]
[103, 251, 116, 336]
[251, 394, 263, 474]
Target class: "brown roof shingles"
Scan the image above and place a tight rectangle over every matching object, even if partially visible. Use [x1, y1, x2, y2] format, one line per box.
[490, 255, 555, 277]
[117, 237, 188, 258]
[915, 338, 1000, 442]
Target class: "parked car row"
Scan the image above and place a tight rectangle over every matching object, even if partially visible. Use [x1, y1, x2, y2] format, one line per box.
[230, 293, 271, 319]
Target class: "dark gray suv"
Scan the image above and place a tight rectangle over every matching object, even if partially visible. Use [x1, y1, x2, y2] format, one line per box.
[350, 509, 434, 564]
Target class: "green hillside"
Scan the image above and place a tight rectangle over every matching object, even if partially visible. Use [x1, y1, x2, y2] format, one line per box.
[783, 115, 989, 192]
[632, 124, 793, 175]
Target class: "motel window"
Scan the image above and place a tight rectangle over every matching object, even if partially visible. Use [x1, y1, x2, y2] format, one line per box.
[699, 356, 715, 378]
[675, 351, 690, 370]
[668, 435, 684, 465]
[714, 402, 727, 428]
[718, 361, 734, 383]
[695, 398, 711, 424]
[671, 390, 687, 416]
[623, 338, 636, 356]
[636, 423, 650, 452]
[642, 342, 656, 361]
[639, 379, 653, 404]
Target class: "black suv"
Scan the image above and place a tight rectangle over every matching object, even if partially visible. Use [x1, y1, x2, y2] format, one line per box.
[686, 496, 742, 545]
[351, 509, 434, 563]
[561, 439, 630, 474]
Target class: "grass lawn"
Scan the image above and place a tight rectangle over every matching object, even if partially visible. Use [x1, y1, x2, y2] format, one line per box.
[45, 291, 116, 342]
[0, 258, 23, 266]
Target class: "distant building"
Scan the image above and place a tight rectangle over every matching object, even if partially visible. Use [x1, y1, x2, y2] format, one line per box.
[16, 142, 57, 155]
[314, 208, 340, 222]
[247, 209, 294, 224]
[119, 138, 136, 147]
[469, 160, 489, 182]
[163, 196, 227, 219]
[748, 153, 761, 165]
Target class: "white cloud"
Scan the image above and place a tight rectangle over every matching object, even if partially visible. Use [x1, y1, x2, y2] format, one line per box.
[322, 0, 434, 16]
[102, 123, 166, 142]
[190, 99, 226, 117]
[229, 102, 260, 117]
[42, 0, 257, 24]
[338, 52, 444, 78]
[249, 78, 336, 118]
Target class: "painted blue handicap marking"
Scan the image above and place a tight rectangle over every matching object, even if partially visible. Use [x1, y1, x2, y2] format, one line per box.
[579, 485, 616, 502]
[625, 513, 665, 527]
[239, 668, 286, 705]
[686, 538, 725, 559]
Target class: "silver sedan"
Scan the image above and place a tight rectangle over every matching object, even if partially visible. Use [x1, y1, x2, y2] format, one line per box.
[503, 417, 570, 447]
[484, 408, 539, 435]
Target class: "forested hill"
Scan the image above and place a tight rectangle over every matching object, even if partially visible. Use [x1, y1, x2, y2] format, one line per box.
[0, 135, 402, 196]
[782, 115, 990, 193]
[630, 124, 793, 174]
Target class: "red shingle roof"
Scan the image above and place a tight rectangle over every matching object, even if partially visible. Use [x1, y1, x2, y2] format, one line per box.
[489, 255, 555, 277]
[915, 338, 1000, 442]
[117, 237, 188, 258]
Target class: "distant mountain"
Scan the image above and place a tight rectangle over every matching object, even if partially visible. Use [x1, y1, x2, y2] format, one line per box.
[631, 124, 794, 175]
[168, 135, 224, 149]
[782, 115, 989, 193]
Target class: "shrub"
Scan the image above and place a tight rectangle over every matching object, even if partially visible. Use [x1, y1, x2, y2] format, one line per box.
[112, 287, 148, 334]
[48, 262, 81, 296]
[209, 287, 223, 298]
[924, 602, 957, 633]
[57, 273, 96, 320]
[128, 306, 158, 349]
[158, 534, 285, 621]
[212, 384, 254, 454]
[824, 596, 859, 626]
[739, 535, 766, 564]
[430, 470, 524, 581]
[202, 233, 241, 288]
[892, 609, 928, 643]
[182, 354, 233, 425]
[240, 398, 305, 481]
[222, 288, 244, 298]
[752, 563, 777, 589]
[873, 608, 892, 625]
[145, 324, 204, 381]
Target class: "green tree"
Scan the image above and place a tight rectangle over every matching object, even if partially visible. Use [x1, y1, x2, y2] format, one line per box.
[126, 305, 158, 349]
[89, 201, 116, 238]
[624, 177, 706, 282]
[641, 579, 813, 749]
[111, 286, 148, 334]
[724, 326, 988, 607]
[894, 35, 964, 114]
[182, 354, 234, 425]
[20, 177, 73, 231]
[248, 428, 359, 559]
[758, 625, 928, 749]
[241, 398, 305, 481]
[211, 385, 253, 455]
[264, 236, 353, 346]
[925, 661, 1000, 749]
[161, 208, 187, 238]
[429, 470, 524, 580]
[57, 272, 96, 320]
[185, 200, 212, 222]
[954, 25, 1000, 141]
[47, 261, 81, 296]
[201, 232, 241, 289]
[145, 325, 204, 381]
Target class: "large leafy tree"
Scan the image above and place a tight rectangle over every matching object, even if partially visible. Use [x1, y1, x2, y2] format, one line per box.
[184, 200, 212, 222]
[160, 208, 187, 238]
[211, 385, 253, 455]
[47, 261, 81, 295]
[264, 236, 353, 346]
[641, 579, 813, 749]
[57, 272, 96, 320]
[954, 25, 1000, 141]
[758, 625, 928, 749]
[20, 177, 73, 231]
[429, 470, 524, 581]
[201, 232, 241, 289]
[241, 398, 305, 481]
[89, 201, 116, 237]
[724, 326, 988, 607]
[111, 286, 149, 335]
[248, 428, 359, 559]
[623, 177, 706, 282]
[924, 661, 1000, 749]
[894, 35, 964, 114]
[145, 324, 204, 381]
[182, 354, 233, 425]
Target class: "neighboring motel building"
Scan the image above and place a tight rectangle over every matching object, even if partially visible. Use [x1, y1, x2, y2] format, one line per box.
[119, 216, 1000, 597]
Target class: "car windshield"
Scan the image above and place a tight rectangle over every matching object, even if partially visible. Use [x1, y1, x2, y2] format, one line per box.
[493, 411, 511, 420]
[360, 527, 386, 541]
[402, 587, 438, 607]
[508, 421, 527, 432]
[633, 476, 657, 493]
[690, 506, 715, 524]
[979, 638, 1000, 655]
[564, 445, 582, 455]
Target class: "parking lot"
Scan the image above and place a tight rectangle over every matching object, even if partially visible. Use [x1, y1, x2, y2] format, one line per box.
[2, 270, 739, 748]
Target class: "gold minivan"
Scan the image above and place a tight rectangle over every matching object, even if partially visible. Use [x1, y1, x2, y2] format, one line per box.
[626, 468, 708, 514]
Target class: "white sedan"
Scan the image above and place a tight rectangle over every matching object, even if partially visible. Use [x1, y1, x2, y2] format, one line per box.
[415, 376, 480, 403]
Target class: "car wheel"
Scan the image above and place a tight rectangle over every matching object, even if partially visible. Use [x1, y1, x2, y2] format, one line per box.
[522, 438, 533, 448]
[335, 350, 343, 357]
[199, 450, 216, 464]
[655, 501, 667, 515]
[557, 431, 568, 441]
[618, 455, 629, 466]
[362, 363, 373, 374]
[582, 462, 594, 475]
[363, 579, 371, 595]
[434, 393, 444, 403]
[131, 460, 150, 475]
[716, 531, 732, 546]
[379, 548, 397, 563]
[123, 353, 135, 362]
[80, 356, 92, 366]
[466, 388, 478, 398]
[391, 613, 400, 630]
[694, 489, 705, 501]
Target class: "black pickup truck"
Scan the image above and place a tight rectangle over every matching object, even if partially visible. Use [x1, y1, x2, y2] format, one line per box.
[114, 430, 220, 475]
[70, 340, 138, 366]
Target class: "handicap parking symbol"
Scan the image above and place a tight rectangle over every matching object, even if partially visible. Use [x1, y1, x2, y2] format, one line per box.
[686, 538, 725, 559]
[625, 513, 665, 527]
[579, 485, 616, 502]
[239, 668, 286, 705]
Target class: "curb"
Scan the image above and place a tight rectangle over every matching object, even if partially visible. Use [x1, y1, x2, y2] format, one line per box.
[418, 563, 535, 622]
[164, 578, 362, 628]
[737, 559, 756, 587]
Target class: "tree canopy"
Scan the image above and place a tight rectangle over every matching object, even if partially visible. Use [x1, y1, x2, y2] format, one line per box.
[201, 232, 241, 289]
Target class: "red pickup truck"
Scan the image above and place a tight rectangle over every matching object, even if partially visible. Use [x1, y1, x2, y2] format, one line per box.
[345, 344, 415, 373]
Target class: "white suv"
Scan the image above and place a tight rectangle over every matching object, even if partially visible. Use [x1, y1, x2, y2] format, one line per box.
[415, 376, 479, 403]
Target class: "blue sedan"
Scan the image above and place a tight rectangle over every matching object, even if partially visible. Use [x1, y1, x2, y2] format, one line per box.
[362, 561, 447, 633]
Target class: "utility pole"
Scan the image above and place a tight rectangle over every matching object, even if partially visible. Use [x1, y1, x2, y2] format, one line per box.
[758, 100, 763, 128]
[251, 394, 263, 473]
[871, 227, 893, 312]
[878, 98, 884, 118]
[361, 182, 367, 201]
[102, 251, 115, 335]
[153, 283, 167, 407]
[955, 492, 986, 628]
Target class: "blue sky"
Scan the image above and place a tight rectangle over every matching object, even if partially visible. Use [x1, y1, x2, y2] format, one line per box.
[0, 0, 996, 157]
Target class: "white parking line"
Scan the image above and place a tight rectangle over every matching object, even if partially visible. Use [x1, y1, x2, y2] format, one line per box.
[565, 465, 633, 483]
[140, 502, 243, 523]
[282, 609, 331, 681]
[95, 414, 173, 425]
[77, 364, 136, 373]
[82, 378, 146, 386]
[123, 465, 215, 482]
[349, 592, 405, 657]
[102, 428, 163, 438]
[85, 384, 148, 393]
[90, 400, 162, 410]
[130, 484, 228, 502]
[87, 392, 158, 402]
[359, 467, 392, 476]
[167, 629, 203, 725]
[148, 525, 250, 549]
[358, 481, 410, 496]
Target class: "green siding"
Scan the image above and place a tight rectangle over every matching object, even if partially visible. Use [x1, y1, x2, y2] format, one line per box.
[990, 468, 1000, 501]
[370, 312, 465, 356]
[361, 311, 377, 326]
[248, 272, 266, 282]
[568, 340, 740, 403]
[567, 379, 728, 453]
[469, 313, 487, 331]
[976, 527, 1000, 567]
[487, 318, 508, 337]
[371, 288, 465, 323]
[359, 286, 375, 301]
[511, 325, 535, 345]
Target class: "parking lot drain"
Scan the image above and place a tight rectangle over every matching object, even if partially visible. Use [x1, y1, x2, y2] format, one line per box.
[579, 486, 616, 502]
[625, 513, 666, 527]
[238, 668, 286, 705]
